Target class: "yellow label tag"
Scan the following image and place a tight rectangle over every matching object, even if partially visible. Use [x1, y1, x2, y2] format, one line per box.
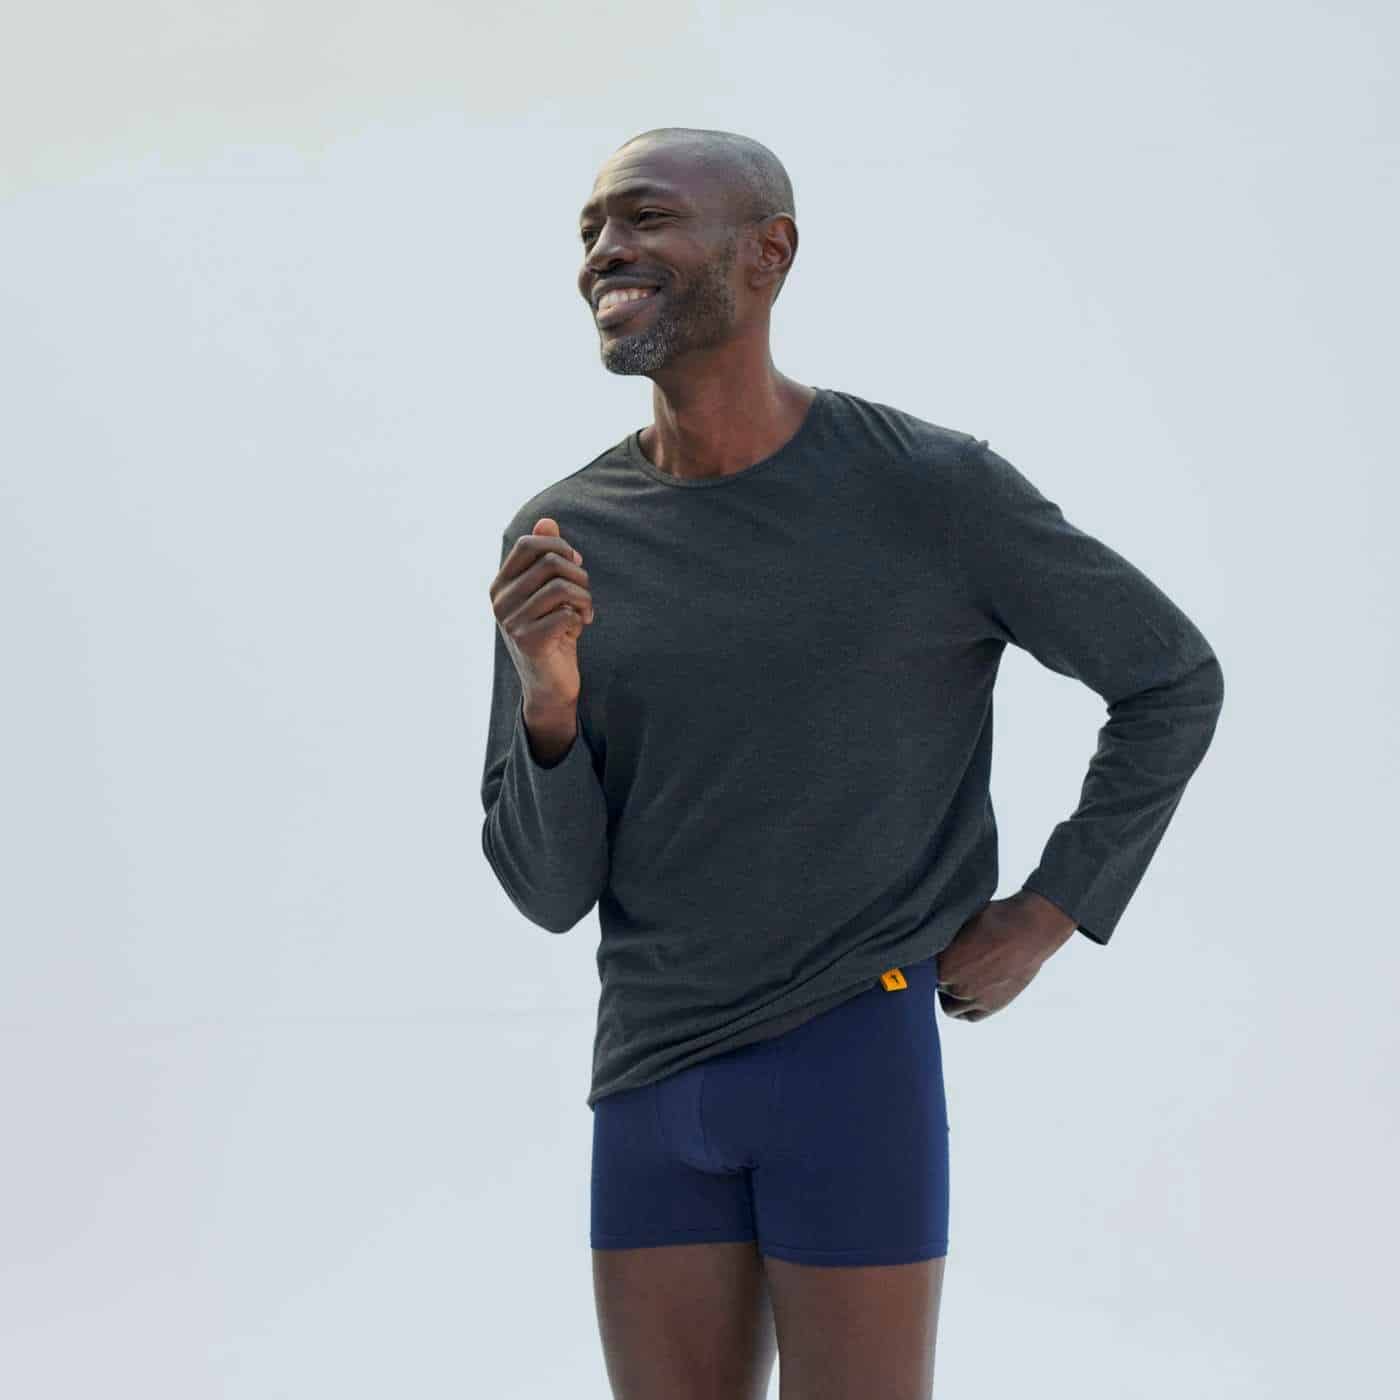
[880, 967, 907, 991]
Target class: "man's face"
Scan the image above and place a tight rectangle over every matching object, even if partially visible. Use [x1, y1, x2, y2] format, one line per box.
[577, 146, 742, 376]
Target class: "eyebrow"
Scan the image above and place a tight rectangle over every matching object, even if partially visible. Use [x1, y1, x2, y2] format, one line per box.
[578, 183, 685, 223]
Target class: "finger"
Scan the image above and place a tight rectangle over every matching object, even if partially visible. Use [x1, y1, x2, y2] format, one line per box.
[519, 575, 595, 625]
[500, 532, 580, 584]
[532, 519, 583, 564]
[492, 538, 588, 607]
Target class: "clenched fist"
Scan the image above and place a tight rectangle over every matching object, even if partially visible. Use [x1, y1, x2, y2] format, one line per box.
[488, 517, 595, 713]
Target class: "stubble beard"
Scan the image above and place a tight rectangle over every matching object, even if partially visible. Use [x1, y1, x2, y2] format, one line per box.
[599, 240, 739, 376]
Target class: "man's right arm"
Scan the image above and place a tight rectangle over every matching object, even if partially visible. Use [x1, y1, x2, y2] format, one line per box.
[479, 616, 610, 935]
[522, 699, 580, 768]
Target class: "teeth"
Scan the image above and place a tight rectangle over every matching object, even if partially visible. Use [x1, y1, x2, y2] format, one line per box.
[598, 287, 656, 313]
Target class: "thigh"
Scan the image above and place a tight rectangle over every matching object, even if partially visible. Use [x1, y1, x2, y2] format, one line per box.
[590, 1073, 777, 1397]
[764, 1253, 945, 1400]
[754, 952, 950, 1268]
[590, 1071, 760, 1251]
[592, 1241, 778, 1400]
[753, 956, 950, 1396]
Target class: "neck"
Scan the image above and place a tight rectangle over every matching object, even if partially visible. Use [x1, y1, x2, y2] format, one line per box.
[639, 349, 815, 482]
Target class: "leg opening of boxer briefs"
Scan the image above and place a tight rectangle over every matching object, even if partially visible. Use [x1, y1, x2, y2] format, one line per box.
[761, 1239, 949, 1267]
[591, 1232, 950, 1262]
[592, 1228, 759, 1249]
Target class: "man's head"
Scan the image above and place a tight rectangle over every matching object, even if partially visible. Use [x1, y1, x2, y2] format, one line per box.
[577, 128, 797, 376]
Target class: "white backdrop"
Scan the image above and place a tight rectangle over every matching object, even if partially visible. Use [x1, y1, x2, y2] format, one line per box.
[3, 3, 1395, 1396]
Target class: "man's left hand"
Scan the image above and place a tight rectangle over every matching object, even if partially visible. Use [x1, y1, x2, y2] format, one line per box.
[936, 889, 1077, 1022]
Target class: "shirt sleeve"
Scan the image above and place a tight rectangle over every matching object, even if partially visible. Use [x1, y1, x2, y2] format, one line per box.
[479, 532, 611, 934]
[950, 436, 1225, 944]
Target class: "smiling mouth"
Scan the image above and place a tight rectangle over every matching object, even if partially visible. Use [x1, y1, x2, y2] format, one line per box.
[595, 289, 661, 328]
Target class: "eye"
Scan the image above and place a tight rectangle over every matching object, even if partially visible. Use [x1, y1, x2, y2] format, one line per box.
[580, 211, 668, 244]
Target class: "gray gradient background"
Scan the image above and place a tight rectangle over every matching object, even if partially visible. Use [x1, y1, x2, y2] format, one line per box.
[3, 3, 1394, 1396]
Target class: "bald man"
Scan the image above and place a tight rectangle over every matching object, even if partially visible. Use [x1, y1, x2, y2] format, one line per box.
[482, 126, 1224, 1399]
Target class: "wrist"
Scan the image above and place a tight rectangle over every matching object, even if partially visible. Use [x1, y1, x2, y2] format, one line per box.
[520, 697, 578, 767]
[522, 694, 578, 726]
[1016, 887, 1078, 945]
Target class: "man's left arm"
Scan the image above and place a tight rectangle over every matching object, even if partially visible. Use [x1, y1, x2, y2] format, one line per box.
[948, 434, 1226, 950]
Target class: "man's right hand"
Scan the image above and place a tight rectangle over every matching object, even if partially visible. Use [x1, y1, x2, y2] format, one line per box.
[489, 516, 595, 714]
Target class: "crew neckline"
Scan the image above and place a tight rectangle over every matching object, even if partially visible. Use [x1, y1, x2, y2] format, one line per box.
[624, 385, 828, 488]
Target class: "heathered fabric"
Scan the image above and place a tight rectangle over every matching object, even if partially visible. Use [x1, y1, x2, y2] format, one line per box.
[480, 386, 1225, 1109]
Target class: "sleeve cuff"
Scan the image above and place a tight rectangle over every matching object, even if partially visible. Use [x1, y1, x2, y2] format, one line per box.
[1021, 872, 1109, 946]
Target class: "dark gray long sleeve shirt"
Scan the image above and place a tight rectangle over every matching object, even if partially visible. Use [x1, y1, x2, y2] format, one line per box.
[480, 386, 1225, 1108]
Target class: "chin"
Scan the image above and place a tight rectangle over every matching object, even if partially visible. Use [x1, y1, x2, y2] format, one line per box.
[600, 343, 669, 376]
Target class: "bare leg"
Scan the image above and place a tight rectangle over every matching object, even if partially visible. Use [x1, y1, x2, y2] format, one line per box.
[592, 1239, 778, 1399]
[764, 1253, 947, 1399]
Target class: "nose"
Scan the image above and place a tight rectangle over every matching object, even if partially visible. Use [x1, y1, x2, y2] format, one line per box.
[583, 214, 644, 272]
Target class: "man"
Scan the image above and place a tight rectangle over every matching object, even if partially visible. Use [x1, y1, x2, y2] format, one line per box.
[482, 126, 1224, 1399]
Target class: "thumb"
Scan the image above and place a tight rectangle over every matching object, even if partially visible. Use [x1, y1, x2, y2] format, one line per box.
[533, 516, 581, 564]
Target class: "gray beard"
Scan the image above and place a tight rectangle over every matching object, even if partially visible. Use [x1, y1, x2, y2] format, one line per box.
[599, 255, 739, 376]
